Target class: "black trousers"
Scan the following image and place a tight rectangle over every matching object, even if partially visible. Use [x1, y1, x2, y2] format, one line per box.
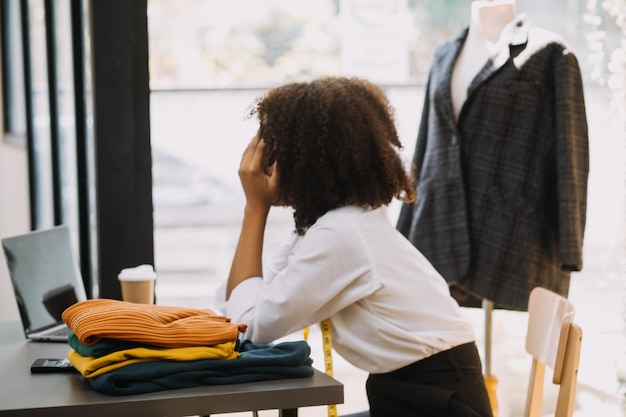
[365, 342, 493, 417]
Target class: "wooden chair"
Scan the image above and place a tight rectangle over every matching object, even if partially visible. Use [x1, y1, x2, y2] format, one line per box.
[524, 287, 583, 417]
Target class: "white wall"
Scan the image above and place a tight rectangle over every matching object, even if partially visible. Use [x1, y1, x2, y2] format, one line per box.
[0, 139, 29, 320]
[0, 22, 28, 320]
[0, 55, 29, 321]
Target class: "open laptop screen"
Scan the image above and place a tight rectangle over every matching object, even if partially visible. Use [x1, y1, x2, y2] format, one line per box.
[1, 226, 87, 335]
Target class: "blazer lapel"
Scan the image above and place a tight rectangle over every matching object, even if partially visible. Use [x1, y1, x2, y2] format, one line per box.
[432, 16, 531, 127]
[432, 29, 466, 129]
[466, 15, 530, 98]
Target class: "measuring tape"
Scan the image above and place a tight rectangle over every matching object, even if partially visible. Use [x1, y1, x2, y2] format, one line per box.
[304, 319, 337, 417]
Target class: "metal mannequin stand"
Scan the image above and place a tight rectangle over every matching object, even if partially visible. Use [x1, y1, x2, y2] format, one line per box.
[483, 299, 499, 417]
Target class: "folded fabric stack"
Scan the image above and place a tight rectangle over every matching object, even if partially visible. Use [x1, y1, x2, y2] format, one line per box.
[61, 299, 314, 395]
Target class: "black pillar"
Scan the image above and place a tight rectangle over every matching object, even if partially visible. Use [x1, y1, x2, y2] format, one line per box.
[89, 0, 153, 299]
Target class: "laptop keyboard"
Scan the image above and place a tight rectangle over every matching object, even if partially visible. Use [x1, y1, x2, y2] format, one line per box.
[48, 326, 72, 337]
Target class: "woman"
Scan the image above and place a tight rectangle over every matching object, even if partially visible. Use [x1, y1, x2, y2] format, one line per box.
[216, 76, 493, 417]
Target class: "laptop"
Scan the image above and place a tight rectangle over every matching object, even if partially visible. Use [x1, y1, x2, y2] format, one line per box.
[1, 225, 87, 342]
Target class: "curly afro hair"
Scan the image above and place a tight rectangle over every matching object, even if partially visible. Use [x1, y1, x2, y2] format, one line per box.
[250, 76, 416, 235]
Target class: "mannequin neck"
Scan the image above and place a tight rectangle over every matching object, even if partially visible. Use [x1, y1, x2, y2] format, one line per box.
[470, 0, 517, 44]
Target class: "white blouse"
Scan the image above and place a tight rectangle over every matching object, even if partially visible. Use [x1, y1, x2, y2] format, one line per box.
[215, 205, 475, 374]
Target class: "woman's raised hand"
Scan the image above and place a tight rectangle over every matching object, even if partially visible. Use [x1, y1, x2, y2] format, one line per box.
[238, 133, 281, 211]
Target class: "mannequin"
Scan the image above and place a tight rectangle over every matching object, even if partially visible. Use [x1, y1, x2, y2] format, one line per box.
[451, 0, 517, 119]
[399, 1, 589, 414]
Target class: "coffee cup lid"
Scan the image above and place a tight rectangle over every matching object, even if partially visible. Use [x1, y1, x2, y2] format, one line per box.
[118, 264, 157, 281]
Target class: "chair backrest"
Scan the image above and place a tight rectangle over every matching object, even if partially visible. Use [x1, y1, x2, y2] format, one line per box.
[524, 287, 583, 417]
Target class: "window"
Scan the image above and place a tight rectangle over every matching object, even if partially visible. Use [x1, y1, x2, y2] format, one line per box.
[0, 0, 96, 297]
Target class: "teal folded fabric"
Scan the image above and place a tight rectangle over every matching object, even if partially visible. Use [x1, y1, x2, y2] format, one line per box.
[88, 340, 314, 395]
[68, 332, 150, 357]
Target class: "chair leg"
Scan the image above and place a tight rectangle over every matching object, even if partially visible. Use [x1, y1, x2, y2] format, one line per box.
[525, 359, 545, 417]
[555, 324, 582, 417]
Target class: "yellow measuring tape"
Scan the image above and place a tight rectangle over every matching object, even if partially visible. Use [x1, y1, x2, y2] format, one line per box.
[304, 319, 337, 417]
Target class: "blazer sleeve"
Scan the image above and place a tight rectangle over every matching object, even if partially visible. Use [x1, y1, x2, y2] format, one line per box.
[554, 49, 589, 271]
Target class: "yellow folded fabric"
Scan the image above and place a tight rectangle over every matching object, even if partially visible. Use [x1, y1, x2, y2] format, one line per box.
[62, 299, 247, 347]
[68, 342, 239, 378]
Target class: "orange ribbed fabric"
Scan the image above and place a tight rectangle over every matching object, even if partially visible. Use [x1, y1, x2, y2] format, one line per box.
[62, 299, 247, 348]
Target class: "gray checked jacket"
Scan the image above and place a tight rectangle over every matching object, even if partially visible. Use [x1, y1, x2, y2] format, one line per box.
[397, 19, 589, 311]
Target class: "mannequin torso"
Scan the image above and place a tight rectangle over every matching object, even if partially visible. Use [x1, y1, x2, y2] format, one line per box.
[451, 0, 517, 120]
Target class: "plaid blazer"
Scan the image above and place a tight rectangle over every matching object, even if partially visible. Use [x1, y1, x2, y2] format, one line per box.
[397, 21, 589, 311]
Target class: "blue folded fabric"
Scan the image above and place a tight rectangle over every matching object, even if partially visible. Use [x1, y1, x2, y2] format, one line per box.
[88, 339, 314, 395]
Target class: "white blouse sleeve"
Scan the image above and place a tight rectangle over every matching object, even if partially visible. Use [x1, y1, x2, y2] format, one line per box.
[224, 214, 381, 344]
[213, 231, 296, 315]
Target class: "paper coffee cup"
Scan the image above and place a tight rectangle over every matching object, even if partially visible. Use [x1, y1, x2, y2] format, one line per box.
[118, 264, 157, 304]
